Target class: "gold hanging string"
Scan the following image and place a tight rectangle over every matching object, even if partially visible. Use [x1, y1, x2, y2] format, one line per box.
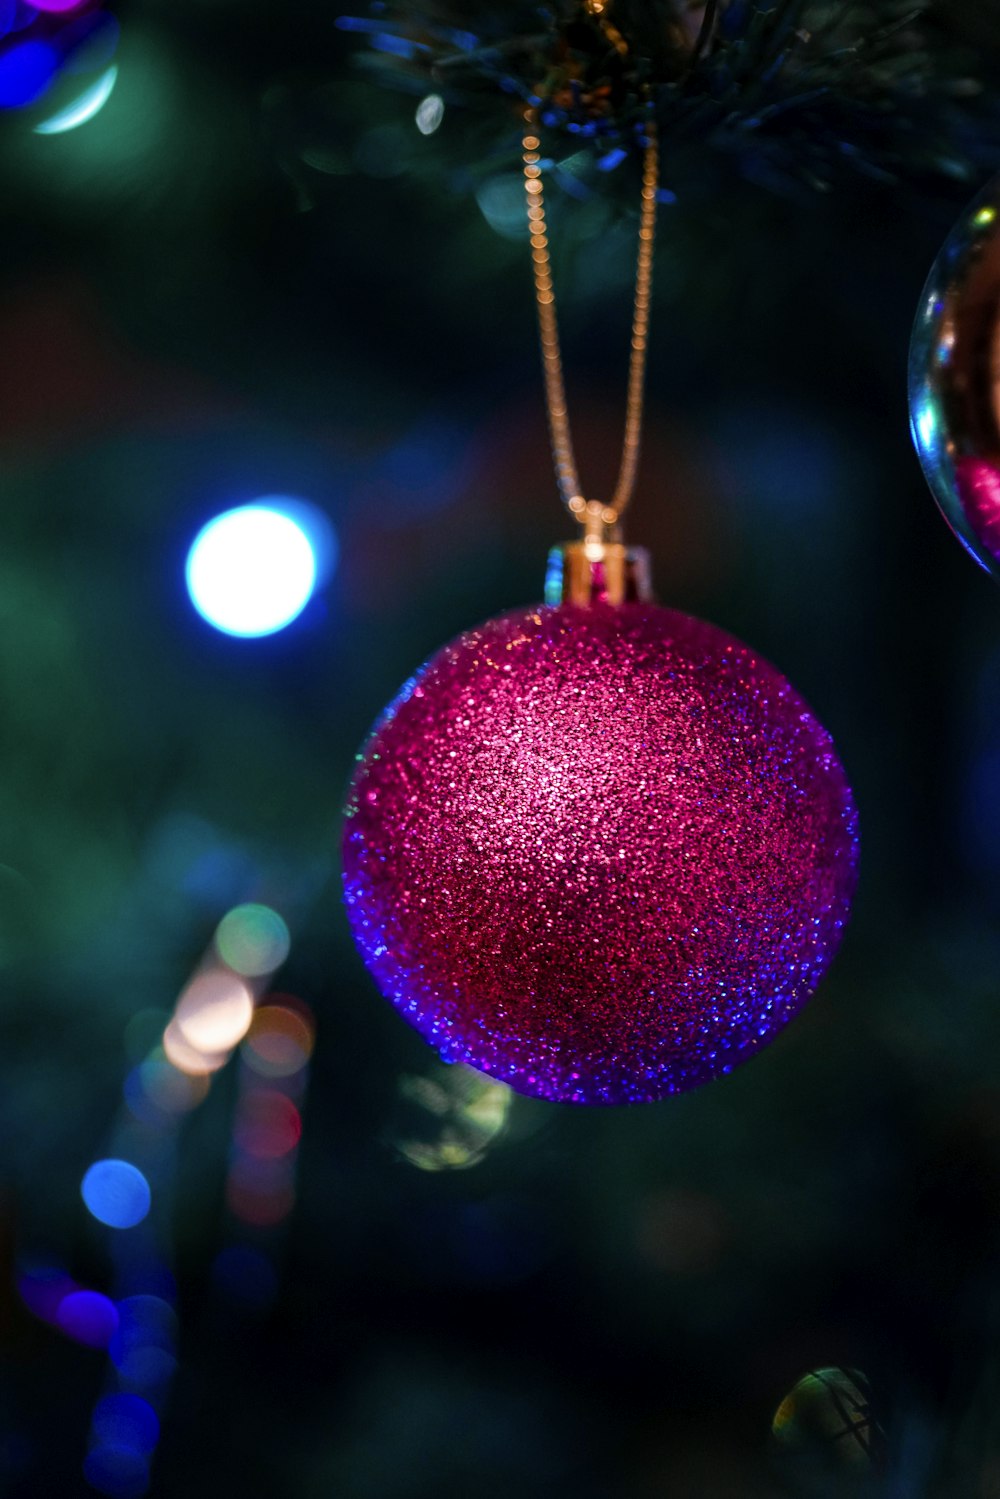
[586, 0, 630, 57]
[523, 112, 659, 541]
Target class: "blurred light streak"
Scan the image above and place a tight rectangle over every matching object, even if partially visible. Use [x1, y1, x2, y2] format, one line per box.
[374, 31, 426, 56]
[185, 502, 320, 637]
[225, 1173, 295, 1228]
[331, 18, 430, 57]
[139, 1054, 208, 1112]
[597, 146, 627, 171]
[34, 62, 117, 133]
[225, 1134, 297, 1224]
[233, 1090, 301, 1158]
[223, 999, 313, 1231]
[58, 904, 282, 1494]
[334, 15, 396, 32]
[124, 1055, 209, 1124]
[26, 876, 314, 1492]
[81, 1160, 151, 1230]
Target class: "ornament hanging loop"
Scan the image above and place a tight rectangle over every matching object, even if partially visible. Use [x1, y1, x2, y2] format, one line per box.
[523, 110, 659, 537]
[571, 497, 621, 543]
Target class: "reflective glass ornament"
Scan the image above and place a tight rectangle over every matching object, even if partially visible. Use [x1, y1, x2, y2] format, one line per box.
[910, 178, 1000, 578]
[772, 1367, 882, 1467]
[389, 1060, 512, 1172]
[342, 546, 858, 1106]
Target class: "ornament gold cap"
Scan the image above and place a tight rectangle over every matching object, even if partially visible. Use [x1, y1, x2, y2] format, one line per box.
[545, 537, 653, 606]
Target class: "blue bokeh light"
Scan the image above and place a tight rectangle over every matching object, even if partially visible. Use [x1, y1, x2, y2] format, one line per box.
[117, 1344, 177, 1394]
[109, 1294, 176, 1368]
[83, 1445, 149, 1499]
[185, 501, 327, 637]
[81, 1160, 151, 1230]
[57, 1289, 120, 1348]
[0, 39, 59, 107]
[92, 1395, 160, 1455]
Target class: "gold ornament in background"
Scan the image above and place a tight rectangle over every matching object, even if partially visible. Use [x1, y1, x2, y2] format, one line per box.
[773, 1368, 883, 1467]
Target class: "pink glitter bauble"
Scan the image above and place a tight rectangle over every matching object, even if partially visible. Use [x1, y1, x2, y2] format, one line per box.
[342, 604, 859, 1106]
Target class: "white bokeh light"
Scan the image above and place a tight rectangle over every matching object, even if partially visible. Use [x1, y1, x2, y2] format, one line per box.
[415, 94, 444, 135]
[174, 971, 254, 1055]
[185, 503, 319, 637]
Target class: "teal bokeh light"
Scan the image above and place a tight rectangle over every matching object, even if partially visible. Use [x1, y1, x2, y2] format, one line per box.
[35, 63, 118, 134]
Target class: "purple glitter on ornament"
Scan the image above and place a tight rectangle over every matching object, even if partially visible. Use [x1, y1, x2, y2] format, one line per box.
[342, 604, 858, 1105]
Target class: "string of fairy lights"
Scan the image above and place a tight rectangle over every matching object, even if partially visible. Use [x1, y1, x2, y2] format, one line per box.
[2, 423, 530, 1489]
[15, 880, 528, 1496]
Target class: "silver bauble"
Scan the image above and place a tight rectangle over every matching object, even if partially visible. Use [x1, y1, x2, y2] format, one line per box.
[910, 178, 1000, 579]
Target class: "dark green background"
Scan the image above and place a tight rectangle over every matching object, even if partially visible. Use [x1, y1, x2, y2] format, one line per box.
[3, 3, 1000, 1495]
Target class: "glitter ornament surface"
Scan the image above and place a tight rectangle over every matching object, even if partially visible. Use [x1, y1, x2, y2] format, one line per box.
[343, 604, 858, 1105]
[910, 176, 1000, 581]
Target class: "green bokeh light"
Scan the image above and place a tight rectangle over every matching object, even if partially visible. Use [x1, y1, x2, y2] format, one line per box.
[215, 903, 290, 977]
